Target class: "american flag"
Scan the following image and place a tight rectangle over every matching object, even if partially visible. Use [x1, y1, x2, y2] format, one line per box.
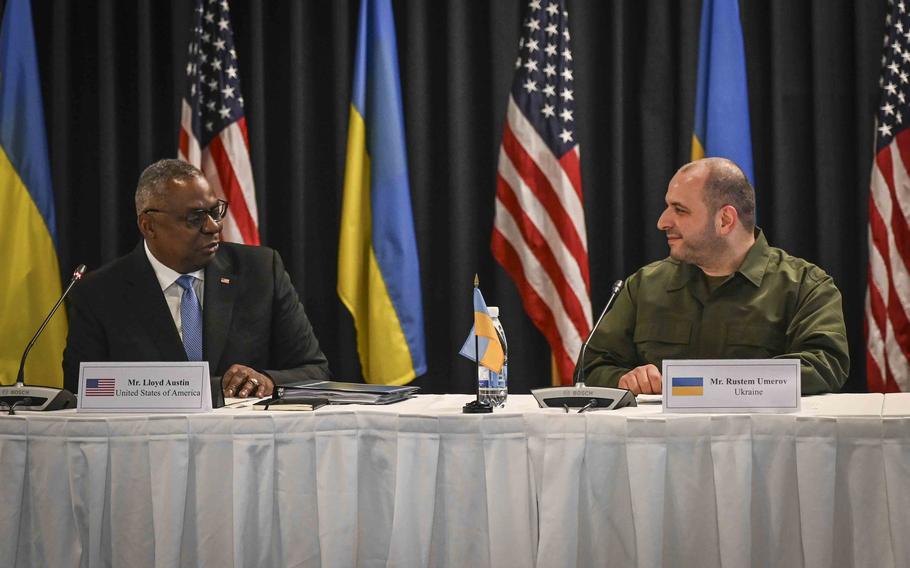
[867, 0, 910, 393]
[178, 0, 259, 245]
[491, 0, 592, 386]
[85, 378, 116, 397]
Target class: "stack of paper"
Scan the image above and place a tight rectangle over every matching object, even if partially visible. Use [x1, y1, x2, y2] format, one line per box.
[279, 381, 419, 405]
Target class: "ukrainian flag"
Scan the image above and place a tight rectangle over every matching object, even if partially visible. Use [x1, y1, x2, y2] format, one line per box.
[0, 0, 65, 388]
[459, 287, 505, 374]
[691, 0, 754, 183]
[671, 377, 704, 396]
[338, 0, 426, 385]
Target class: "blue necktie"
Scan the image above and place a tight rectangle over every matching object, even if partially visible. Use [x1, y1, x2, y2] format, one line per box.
[176, 275, 203, 361]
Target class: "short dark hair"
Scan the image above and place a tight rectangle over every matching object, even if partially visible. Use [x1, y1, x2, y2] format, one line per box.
[135, 159, 204, 214]
[683, 158, 755, 232]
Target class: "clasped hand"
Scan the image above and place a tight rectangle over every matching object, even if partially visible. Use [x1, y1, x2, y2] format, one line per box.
[222, 364, 273, 398]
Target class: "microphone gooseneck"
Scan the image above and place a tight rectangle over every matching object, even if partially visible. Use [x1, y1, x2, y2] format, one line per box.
[15, 264, 87, 387]
[573, 279, 624, 387]
[530, 277, 637, 411]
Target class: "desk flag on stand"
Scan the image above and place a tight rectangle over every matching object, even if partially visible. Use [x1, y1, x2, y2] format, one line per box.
[866, 1, 910, 393]
[491, 0, 592, 386]
[178, 0, 259, 245]
[459, 283, 505, 374]
[691, 0, 755, 184]
[0, 0, 66, 388]
[338, 0, 426, 385]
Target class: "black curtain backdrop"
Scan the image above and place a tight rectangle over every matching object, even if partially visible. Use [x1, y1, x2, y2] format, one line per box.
[19, 0, 885, 394]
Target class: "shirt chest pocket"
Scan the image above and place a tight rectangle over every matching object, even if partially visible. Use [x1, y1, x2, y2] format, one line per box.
[724, 323, 786, 358]
[633, 320, 692, 364]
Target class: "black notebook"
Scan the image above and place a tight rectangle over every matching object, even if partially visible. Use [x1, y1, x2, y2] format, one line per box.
[278, 380, 419, 405]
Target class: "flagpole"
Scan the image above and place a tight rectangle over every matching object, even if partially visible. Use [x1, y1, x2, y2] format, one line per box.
[463, 274, 493, 414]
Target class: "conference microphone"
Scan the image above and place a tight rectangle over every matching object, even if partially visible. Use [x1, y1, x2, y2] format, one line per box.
[531, 279, 637, 411]
[0, 264, 85, 413]
[573, 279, 625, 386]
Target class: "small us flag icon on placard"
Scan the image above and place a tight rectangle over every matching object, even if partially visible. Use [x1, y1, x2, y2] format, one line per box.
[85, 378, 116, 396]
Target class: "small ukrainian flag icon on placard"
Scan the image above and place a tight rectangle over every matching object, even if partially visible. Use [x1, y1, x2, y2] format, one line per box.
[671, 377, 704, 396]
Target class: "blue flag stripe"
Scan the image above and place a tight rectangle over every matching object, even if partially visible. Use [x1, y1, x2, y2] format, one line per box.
[351, 0, 426, 376]
[672, 377, 704, 387]
[0, 0, 56, 242]
[693, 0, 754, 185]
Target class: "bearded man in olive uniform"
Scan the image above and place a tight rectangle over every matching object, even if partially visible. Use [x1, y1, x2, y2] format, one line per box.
[581, 158, 849, 395]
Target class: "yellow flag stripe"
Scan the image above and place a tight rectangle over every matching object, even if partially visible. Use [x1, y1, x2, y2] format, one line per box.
[474, 311, 504, 372]
[337, 105, 418, 385]
[0, 147, 65, 387]
[671, 386, 704, 396]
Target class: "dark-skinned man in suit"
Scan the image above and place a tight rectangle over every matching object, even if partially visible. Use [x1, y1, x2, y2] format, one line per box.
[63, 159, 330, 398]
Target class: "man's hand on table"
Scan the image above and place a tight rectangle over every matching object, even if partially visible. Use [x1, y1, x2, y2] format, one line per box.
[618, 364, 663, 395]
[222, 364, 273, 398]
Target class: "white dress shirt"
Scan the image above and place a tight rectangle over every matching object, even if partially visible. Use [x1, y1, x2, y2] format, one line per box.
[144, 241, 205, 341]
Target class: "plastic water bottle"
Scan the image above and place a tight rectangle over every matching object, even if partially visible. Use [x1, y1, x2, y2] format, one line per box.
[478, 306, 508, 407]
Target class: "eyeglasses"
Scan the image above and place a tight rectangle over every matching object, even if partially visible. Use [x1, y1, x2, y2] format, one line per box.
[143, 199, 229, 230]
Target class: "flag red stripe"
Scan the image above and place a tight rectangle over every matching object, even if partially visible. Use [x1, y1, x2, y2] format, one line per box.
[496, 174, 590, 341]
[868, 272, 888, 353]
[895, 128, 910, 183]
[238, 115, 251, 152]
[559, 150, 589, 292]
[179, 127, 190, 160]
[868, 190, 890, 268]
[877, 147, 910, 274]
[559, 147, 583, 202]
[492, 228, 576, 383]
[500, 124, 589, 285]
[867, 179, 893, 382]
[865, 308, 885, 392]
[208, 134, 259, 245]
[887, 282, 910, 365]
[868, 197, 890, 337]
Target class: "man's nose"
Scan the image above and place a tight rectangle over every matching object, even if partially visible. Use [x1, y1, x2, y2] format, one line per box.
[201, 214, 222, 234]
[657, 209, 671, 230]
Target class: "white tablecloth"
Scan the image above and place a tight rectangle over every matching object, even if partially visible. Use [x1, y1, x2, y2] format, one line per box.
[0, 394, 907, 567]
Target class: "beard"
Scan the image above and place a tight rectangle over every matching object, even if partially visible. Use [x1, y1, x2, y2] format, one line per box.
[667, 221, 728, 267]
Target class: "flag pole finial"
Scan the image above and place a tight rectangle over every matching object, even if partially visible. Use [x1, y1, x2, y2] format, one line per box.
[473, 274, 479, 288]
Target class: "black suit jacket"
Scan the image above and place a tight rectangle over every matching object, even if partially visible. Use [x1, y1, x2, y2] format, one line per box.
[63, 242, 330, 393]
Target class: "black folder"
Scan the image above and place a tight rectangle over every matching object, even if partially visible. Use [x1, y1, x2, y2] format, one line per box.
[278, 380, 419, 405]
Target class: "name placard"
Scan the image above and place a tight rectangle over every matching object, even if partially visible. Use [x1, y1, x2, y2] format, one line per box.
[662, 359, 800, 413]
[78, 361, 212, 413]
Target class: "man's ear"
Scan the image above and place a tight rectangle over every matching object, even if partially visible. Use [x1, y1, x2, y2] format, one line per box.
[137, 213, 155, 240]
[717, 205, 738, 235]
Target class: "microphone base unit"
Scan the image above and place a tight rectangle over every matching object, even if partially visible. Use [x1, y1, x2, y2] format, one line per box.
[0, 385, 76, 412]
[531, 385, 637, 411]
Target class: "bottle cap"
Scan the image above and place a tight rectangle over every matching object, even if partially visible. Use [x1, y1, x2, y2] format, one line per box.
[487, 306, 499, 318]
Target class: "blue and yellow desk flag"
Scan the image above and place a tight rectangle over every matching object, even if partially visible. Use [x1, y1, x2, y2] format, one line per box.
[692, 0, 754, 184]
[338, 0, 426, 385]
[0, 0, 65, 387]
[671, 377, 704, 396]
[459, 287, 504, 374]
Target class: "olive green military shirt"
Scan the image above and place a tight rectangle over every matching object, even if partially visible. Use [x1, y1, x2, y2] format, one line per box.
[582, 230, 849, 395]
